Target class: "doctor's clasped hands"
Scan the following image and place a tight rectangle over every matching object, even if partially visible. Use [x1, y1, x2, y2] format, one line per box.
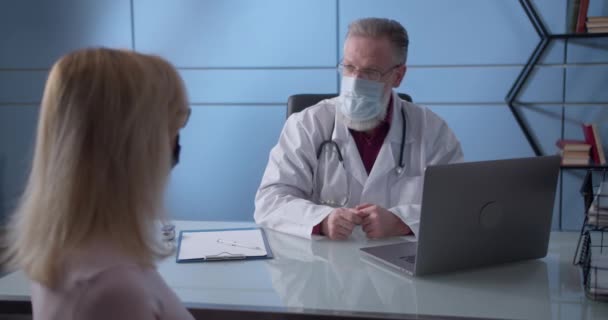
[321, 204, 412, 240]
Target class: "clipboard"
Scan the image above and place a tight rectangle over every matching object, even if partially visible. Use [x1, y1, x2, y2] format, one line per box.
[176, 227, 273, 263]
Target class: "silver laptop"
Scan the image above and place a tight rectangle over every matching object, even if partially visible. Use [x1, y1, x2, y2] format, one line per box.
[360, 156, 561, 276]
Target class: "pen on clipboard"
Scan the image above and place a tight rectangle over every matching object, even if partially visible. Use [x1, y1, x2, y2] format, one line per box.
[216, 238, 264, 251]
[205, 253, 246, 261]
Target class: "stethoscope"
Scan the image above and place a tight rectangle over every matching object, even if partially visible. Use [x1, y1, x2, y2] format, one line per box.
[314, 106, 407, 207]
[316, 106, 407, 176]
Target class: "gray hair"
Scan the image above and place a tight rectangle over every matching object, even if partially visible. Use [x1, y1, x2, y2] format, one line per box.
[346, 18, 409, 64]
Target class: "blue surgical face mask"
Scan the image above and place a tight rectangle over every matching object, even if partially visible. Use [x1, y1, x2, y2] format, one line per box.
[338, 76, 385, 122]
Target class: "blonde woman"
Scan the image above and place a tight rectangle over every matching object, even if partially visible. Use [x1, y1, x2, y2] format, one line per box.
[6, 48, 194, 319]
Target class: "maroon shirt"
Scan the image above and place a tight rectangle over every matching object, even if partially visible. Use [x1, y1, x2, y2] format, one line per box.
[312, 97, 394, 235]
[349, 99, 393, 175]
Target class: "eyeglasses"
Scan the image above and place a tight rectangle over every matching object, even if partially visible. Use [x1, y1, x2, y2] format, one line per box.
[337, 63, 402, 81]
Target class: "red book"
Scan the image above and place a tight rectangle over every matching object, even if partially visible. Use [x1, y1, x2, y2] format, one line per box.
[592, 125, 607, 165]
[576, 0, 590, 33]
[582, 123, 601, 164]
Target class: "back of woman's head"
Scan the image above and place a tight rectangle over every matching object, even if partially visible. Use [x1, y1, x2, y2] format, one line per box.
[7, 48, 189, 287]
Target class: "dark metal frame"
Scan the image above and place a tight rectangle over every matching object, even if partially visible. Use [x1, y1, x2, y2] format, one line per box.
[505, 0, 608, 157]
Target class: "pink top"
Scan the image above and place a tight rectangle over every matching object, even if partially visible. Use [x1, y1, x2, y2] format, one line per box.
[30, 242, 193, 320]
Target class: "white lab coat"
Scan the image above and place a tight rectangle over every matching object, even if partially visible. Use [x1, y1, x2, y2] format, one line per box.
[254, 91, 463, 239]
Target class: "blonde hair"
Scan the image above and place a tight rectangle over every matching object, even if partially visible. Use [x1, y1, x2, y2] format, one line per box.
[6, 48, 189, 287]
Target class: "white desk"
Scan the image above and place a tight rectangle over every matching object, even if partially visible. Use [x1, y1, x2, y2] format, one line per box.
[1, 220, 607, 319]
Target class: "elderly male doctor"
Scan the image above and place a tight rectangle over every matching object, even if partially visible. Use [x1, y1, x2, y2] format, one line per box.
[255, 18, 463, 240]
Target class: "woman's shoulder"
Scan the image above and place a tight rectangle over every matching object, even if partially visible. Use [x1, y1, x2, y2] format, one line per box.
[74, 264, 161, 318]
[31, 262, 161, 320]
[77, 262, 193, 320]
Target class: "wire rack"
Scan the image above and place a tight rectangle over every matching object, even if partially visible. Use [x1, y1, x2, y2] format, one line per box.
[574, 168, 608, 301]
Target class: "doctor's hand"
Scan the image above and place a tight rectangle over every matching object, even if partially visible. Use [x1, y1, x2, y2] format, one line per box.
[321, 208, 362, 240]
[356, 203, 412, 239]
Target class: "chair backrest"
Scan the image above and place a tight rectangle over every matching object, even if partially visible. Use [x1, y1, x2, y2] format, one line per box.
[286, 93, 412, 118]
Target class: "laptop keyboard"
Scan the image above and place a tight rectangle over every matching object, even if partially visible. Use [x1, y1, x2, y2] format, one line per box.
[399, 255, 416, 264]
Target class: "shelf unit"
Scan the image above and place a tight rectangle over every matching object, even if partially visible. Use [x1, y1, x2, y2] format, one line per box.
[573, 167, 608, 301]
[506, 0, 608, 159]
[562, 165, 608, 170]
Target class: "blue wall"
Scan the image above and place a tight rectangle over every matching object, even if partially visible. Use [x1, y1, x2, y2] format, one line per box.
[0, 0, 607, 229]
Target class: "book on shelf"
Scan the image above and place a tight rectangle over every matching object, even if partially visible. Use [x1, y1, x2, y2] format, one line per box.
[587, 16, 608, 30]
[556, 138, 591, 165]
[576, 0, 590, 33]
[588, 16, 608, 22]
[588, 201, 608, 216]
[588, 27, 608, 33]
[587, 181, 608, 225]
[588, 255, 608, 296]
[592, 125, 607, 165]
[556, 139, 592, 152]
[587, 20, 608, 28]
[589, 204, 608, 216]
[562, 157, 590, 166]
[561, 150, 591, 159]
[588, 214, 608, 227]
[582, 123, 607, 165]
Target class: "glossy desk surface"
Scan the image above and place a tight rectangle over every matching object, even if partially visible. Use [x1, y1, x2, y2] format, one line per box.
[1, 220, 607, 319]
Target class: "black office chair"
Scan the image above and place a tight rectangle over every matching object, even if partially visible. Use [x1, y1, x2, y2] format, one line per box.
[286, 93, 412, 118]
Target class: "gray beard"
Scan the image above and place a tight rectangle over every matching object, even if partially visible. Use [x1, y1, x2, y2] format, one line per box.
[338, 92, 391, 132]
[338, 106, 386, 131]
